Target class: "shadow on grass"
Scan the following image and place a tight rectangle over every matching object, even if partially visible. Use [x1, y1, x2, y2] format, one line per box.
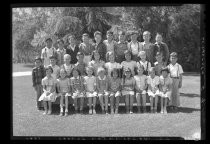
[182, 72, 200, 76]
[177, 107, 200, 113]
[23, 64, 34, 68]
[180, 93, 200, 98]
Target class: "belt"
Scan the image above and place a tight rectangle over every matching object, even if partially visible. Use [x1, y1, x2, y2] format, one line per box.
[171, 77, 179, 79]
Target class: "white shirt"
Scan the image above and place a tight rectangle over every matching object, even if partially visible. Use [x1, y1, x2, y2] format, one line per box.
[147, 75, 160, 88]
[105, 62, 121, 76]
[167, 63, 183, 77]
[41, 47, 56, 67]
[98, 75, 106, 81]
[49, 64, 60, 80]
[84, 76, 96, 92]
[63, 64, 74, 76]
[127, 41, 142, 55]
[137, 61, 151, 72]
[121, 60, 137, 76]
[103, 40, 116, 53]
[134, 75, 147, 90]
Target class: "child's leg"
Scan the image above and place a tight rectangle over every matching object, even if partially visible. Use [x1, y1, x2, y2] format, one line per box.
[74, 98, 78, 111]
[154, 95, 158, 112]
[43, 101, 47, 114]
[164, 98, 168, 113]
[65, 96, 68, 112]
[115, 96, 120, 110]
[136, 93, 141, 112]
[99, 94, 104, 111]
[125, 95, 129, 113]
[60, 95, 64, 113]
[129, 95, 134, 113]
[110, 94, 114, 112]
[160, 96, 163, 113]
[36, 85, 42, 108]
[80, 97, 84, 111]
[142, 94, 146, 112]
[88, 97, 92, 110]
[93, 97, 97, 110]
[150, 96, 154, 111]
[104, 95, 109, 112]
[48, 101, 52, 114]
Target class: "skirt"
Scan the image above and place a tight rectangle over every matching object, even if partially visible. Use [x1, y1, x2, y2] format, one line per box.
[38, 91, 57, 102]
[147, 90, 160, 98]
[72, 92, 85, 99]
[109, 91, 121, 97]
[98, 91, 109, 97]
[159, 91, 171, 99]
[122, 90, 134, 96]
[58, 92, 71, 97]
[136, 90, 147, 95]
[86, 92, 98, 98]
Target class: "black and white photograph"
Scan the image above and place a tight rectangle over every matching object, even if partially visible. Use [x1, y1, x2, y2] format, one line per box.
[12, 5, 204, 140]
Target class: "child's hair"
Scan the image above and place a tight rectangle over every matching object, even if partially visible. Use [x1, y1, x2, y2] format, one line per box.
[97, 67, 105, 75]
[45, 65, 53, 73]
[86, 66, 95, 76]
[77, 51, 84, 57]
[137, 64, 145, 71]
[49, 55, 56, 60]
[156, 32, 162, 38]
[91, 50, 101, 61]
[148, 67, 156, 75]
[156, 52, 162, 57]
[59, 68, 67, 78]
[94, 31, 102, 37]
[34, 56, 42, 62]
[68, 34, 76, 40]
[64, 54, 71, 60]
[110, 68, 119, 78]
[122, 67, 132, 85]
[106, 31, 113, 36]
[71, 67, 81, 76]
[170, 52, 178, 58]
[161, 67, 170, 74]
[45, 37, 53, 42]
[82, 33, 89, 37]
[124, 50, 132, 60]
[138, 51, 146, 57]
[143, 31, 151, 36]
[106, 51, 115, 62]
[57, 39, 64, 44]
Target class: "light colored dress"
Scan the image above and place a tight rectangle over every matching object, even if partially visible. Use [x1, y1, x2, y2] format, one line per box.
[105, 62, 121, 77]
[134, 75, 147, 95]
[121, 77, 135, 96]
[147, 75, 160, 97]
[89, 60, 105, 76]
[39, 76, 57, 102]
[84, 76, 97, 97]
[57, 78, 71, 97]
[103, 40, 117, 53]
[109, 77, 121, 97]
[121, 60, 137, 76]
[96, 76, 109, 97]
[60, 64, 74, 78]
[159, 75, 172, 99]
[49, 64, 60, 80]
[70, 76, 85, 99]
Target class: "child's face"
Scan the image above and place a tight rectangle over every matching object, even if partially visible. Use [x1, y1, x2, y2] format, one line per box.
[72, 70, 79, 77]
[35, 60, 41, 67]
[68, 36, 75, 45]
[60, 70, 66, 79]
[94, 52, 100, 61]
[77, 55, 84, 63]
[95, 34, 102, 43]
[156, 35, 162, 43]
[64, 56, 71, 64]
[58, 42, 64, 49]
[170, 56, 177, 64]
[140, 54, 146, 60]
[50, 59, 56, 66]
[125, 53, 131, 61]
[98, 70, 105, 77]
[138, 68, 144, 75]
[156, 55, 163, 62]
[131, 34, 137, 41]
[162, 71, 168, 78]
[149, 70, 155, 77]
[119, 34, 125, 42]
[113, 71, 118, 79]
[143, 32, 150, 42]
[46, 40, 53, 48]
[46, 69, 52, 76]
[82, 36, 89, 44]
[86, 68, 93, 76]
[107, 34, 113, 41]
[125, 71, 131, 78]
[109, 54, 115, 62]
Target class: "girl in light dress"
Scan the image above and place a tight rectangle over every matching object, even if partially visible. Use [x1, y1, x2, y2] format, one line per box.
[70, 68, 85, 114]
[84, 66, 97, 114]
[89, 50, 105, 76]
[39, 66, 57, 115]
[121, 68, 135, 114]
[159, 67, 173, 114]
[109, 68, 121, 114]
[147, 67, 160, 113]
[57, 69, 71, 116]
[96, 67, 109, 114]
[154, 52, 165, 76]
[134, 65, 148, 113]
[60, 54, 75, 78]
[105, 51, 121, 77]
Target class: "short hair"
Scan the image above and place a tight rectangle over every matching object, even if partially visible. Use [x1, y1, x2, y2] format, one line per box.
[106, 31, 113, 35]
[170, 52, 178, 58]
[45, 37, 52, 42]
[34, 56, 42, 62]
[106, 51, 115, 62]
[138, 51, 146, 57]
[71, 67, 81, 76]
[60, 68, 67, 74]
[124, 50, 132, 55]
[68, 34, 75, 39]
[64, 54, 71, 60]
[156, 33, 162, 37]
[119, 31, 126, 35]
[143, 31, 151, 36]
[130, 31, 138, 35]
[97, 67, 105, 75]
[156, 52, 162, 57]
[124, 67, 131, 73]
[57, 39, 64, 44]
[148, 67, 156, 74]
[161, 67, 170, 74]
[91, 50, 100, 60]
[45, 65, 53, 73]
[86, 66, 95, 76]
[82, 33, 89, 37]
[77, 52, 84, 57]
[94, 31, 102, 37]
[137, 64, 145, 71]
[110, 68, 119, 77]
[49, 55, 56, 60]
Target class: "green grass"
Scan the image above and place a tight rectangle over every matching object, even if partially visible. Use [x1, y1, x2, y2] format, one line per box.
[12, 65, 201, 138]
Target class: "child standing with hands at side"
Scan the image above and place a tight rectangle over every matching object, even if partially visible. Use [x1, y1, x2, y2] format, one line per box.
[74, 52, 87, 76]
[121, 68, 135, 114]
[57, 69, 71, 116]
[60, 54, 75, 78]
[167, 52, 183, 111]
[39, 66, 57, 115]
[147, 67, 160, 113]
[137, 51, 151, 76]
[134, 65, 148, 113]
[154, 52, 165, 76]
[84, 66, 97, 114]
[96, 67, 109, 114]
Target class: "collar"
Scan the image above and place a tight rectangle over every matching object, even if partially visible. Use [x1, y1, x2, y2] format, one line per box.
[70, 45, 76, 49]
[118, 41, 126, 44]
[140, 60, 147, 64]
[98, 76, 106, 80]
[50, 64, 56, 68]
[170, 63, 178, 66]
[155, 42, 164, 45]
[57, 48, 65, 52]
[142, 41, 150, 45]
[131, 41, 138, 45]
[73, 76, 80, 79]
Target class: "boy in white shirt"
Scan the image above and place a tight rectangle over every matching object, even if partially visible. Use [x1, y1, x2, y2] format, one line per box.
[167, 52, 183, 111]
[49, 55, 60, 80]
[137, 51, 151, 76]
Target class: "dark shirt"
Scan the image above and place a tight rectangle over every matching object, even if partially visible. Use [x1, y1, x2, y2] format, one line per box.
[74, 62, 87, 76]
[153, 42, 169, 63]
[94, 42, 107, 62]
[65, 45, 80, 64]
[79, 43, 95, 56]
[32, 65, 45, 87]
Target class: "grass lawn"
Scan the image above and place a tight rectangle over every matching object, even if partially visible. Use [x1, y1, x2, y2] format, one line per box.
[12, 64, 201, 139]
[13, 63, 34, 72]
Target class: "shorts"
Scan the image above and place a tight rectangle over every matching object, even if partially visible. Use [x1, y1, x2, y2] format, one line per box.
[122, 90, 134, 96]
[147, 90, 160, 98]
[98, 91, 109, 97]
[72, 92, 85, 99]
[86, 92, 98, 98]
[109, 91, 121, 97]
[159, 91, 171, 99]
[59, 92, 71, 97]
[136, 90, 147, 95]
[39, 91, 57, 102]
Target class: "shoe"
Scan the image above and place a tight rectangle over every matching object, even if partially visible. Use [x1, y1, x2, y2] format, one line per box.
[164, 110, 168, 114]
[93, 109, 96, 114]
[115, 109, 118, 114]
[43, 111, 47, 115]
[105, 110, 108, 114]
[47, 110, 52, 115]
[160, 110, 164, 114]
[64, 112, 68, 116]
[89, 109, 92, 115]
[59, 112, 63, 116]
[130, 111, 133, 114]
